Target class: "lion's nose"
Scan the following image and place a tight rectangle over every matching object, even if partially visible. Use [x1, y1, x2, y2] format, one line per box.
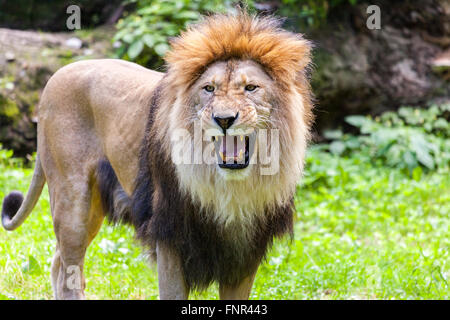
[213, 112, 239, 132]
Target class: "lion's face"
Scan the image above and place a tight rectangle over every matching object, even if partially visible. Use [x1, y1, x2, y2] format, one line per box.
[188, 59, 276, 179]
[165, 57, 309, 226]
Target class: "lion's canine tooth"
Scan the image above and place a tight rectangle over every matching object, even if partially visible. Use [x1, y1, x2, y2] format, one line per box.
[239, 149, 243, 159]
[240, 135, 244, 142]
[219, 151, 225, 161]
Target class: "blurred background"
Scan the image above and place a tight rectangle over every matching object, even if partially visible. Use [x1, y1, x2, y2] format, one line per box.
[0, 0, 448, 299]
[0, 0, 448, 158]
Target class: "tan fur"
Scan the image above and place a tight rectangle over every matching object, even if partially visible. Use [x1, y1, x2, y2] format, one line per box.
[1, 11, 313, 299]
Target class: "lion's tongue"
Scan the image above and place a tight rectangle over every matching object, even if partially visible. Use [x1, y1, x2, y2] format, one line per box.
[219, 136, 245, 163]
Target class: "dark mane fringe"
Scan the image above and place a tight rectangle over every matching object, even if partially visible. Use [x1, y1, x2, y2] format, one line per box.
[96, 159, 131, 224]
[129, 82, 164, 235]
[148, 196, 295, 290]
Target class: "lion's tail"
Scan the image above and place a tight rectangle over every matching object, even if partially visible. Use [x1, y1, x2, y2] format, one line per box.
[96, 159, 132, 224]
[2, 154, 46, 231]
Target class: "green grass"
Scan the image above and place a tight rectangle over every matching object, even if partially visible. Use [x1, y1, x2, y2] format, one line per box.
[0, 147, 448, 299]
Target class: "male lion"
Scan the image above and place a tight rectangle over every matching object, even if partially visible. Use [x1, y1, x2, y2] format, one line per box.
[1, 12, 313, 299]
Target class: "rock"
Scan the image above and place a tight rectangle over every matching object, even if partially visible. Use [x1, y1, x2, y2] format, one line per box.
[65, 37, 83, 49]
[308, 0, 450, 132]
[5, 51, 15, 62]
[0, 27, 113, 157]
[5, 82, 14, 90]
[431, 49, 450, 80]
[113, 41, 122, 49]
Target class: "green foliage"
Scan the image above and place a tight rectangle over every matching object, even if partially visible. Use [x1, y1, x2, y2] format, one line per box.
[290, 146, 449, 299]
[278, 0, 359, 28]
[114, 0, 245, 67]
[21, 255, 41, 275]
[0, 144, 24, 168]
[323, 104, 450, 173]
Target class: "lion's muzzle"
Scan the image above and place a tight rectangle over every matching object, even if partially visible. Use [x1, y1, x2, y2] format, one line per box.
[212, 131, 256, 169]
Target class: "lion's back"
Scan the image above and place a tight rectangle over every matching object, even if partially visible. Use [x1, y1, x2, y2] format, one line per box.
[37, 59, 164, 194]
[39, 59, 163, 113]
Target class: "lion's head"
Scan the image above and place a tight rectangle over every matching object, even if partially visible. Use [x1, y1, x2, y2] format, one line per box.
[154, 12, 314, 226]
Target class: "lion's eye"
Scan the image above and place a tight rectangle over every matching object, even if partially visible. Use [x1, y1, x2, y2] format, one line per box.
[244, 84, 258, 92]
[204, 85, 215, 92]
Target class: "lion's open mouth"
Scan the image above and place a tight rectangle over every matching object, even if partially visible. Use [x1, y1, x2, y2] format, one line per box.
[212, 132, 256, 169]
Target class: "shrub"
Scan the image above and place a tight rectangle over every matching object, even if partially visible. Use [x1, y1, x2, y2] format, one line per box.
[113, 0, 246, 67]
[0, 144, 25, 168]
[323, 103, 450, 173]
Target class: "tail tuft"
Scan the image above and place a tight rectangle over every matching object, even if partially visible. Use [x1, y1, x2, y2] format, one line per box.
[2, 191, 24, 227]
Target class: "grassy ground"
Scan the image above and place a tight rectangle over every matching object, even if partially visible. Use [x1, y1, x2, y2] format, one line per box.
[0, 147, 448, 300]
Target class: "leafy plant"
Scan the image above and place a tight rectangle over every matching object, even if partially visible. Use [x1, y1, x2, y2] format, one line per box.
[0, 144, 24, 168]
[323, 103, 450, 173]
[113, 0, 246, 67]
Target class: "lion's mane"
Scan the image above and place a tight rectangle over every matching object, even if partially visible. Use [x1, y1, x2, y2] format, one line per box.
[127, 11, 314, 289]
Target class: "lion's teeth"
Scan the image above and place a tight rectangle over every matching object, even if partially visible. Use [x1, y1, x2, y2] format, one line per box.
[238, 149, 243, 159]
[240, 135, 244, 142]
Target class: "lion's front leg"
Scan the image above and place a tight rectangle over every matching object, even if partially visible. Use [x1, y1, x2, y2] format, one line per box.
[156, 242, 190, 300]
[219, 268, 258, 300]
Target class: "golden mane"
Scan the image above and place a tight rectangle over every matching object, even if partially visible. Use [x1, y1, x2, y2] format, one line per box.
[165, 11, 313, 92]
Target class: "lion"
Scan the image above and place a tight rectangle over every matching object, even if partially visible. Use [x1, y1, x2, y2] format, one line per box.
[1, 12, 313, 299]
